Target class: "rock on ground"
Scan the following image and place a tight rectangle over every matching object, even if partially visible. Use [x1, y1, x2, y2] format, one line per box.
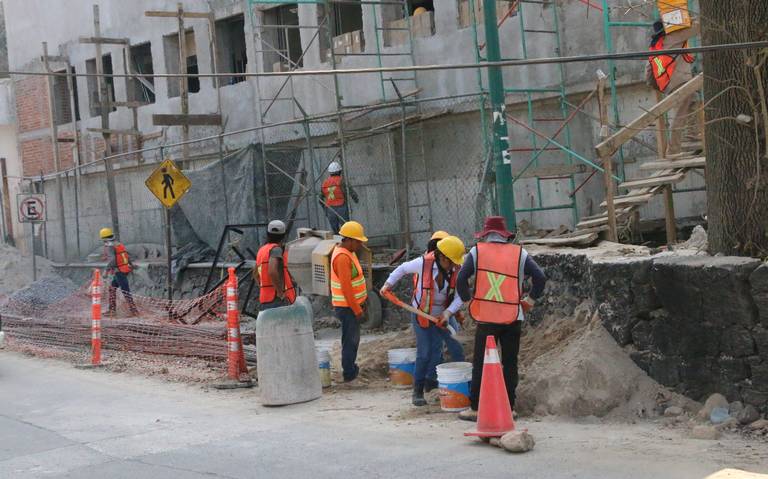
[664, 406, 684, 417]
[749, 419, 768, 430]
[698, 393, 730, 421]
[691, 425, 722, 440]
[499, 430, 535, 453]
[736, 405, 761, 425]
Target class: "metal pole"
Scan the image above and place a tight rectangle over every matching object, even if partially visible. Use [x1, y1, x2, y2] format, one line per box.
[31, 223, 37, 281]
[482, 0, 515, 229]
[165, 207, 173, 301]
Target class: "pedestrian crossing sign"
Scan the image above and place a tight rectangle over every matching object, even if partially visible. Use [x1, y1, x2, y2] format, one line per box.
[145, 158, 191, 208]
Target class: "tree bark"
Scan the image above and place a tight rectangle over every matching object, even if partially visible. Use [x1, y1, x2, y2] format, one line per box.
[700, 1, 768, 256]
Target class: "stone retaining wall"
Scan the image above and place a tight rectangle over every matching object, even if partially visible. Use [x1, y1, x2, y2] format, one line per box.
[528, 249, 768, 412]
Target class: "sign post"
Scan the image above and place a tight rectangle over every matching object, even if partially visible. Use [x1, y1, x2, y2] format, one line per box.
[17, 193, 46, 281]
[145, 158, 191, 301]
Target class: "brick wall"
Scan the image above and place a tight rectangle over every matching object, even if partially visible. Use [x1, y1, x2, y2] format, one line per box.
[15, 76, 51, 133]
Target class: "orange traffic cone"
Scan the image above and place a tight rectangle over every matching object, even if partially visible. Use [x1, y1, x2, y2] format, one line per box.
[464, 335, 515, 438]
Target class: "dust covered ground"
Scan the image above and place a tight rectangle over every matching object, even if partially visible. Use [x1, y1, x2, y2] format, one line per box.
[2, 350, 767, 478]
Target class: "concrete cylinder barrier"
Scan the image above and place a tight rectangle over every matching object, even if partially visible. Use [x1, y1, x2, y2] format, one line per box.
[256, 296, 321, 405]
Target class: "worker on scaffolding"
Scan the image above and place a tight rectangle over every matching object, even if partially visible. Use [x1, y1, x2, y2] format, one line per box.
[455, 216, 546, 422]
[255, 220, 297, 310]
[646, 19, 700, 155]
[330, 221, 369, 382]
[321, 161, 359, 234]
[380, 235, 466, 406]
[100, 227, 139, 317]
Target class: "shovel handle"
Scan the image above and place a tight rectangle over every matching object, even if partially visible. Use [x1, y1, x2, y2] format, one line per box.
[381, 290, 457, 337]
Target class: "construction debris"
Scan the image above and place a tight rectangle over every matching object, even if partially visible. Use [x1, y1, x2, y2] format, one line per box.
[691, 424, 722, 440]
[498, 430, 536, 453]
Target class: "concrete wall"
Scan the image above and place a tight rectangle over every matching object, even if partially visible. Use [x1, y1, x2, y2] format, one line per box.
[2, 0, 706, 260]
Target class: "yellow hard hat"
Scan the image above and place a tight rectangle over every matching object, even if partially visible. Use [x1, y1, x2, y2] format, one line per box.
[99, 227, 114, 240]
[414, 6, 428, 15]
[437, 236, 466, 265]
[339, 221, 368, 242]
[430, 230, 450, 241]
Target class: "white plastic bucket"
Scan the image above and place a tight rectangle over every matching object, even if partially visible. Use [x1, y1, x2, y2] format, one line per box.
[316, 348, 332, 388]
[388, 348, 417, 389]
[436, 362, 473, 412]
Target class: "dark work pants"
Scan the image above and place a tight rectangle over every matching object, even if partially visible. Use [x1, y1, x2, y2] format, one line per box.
[469, 321, 522, 411]
[109, 272, 138, 314]
[335, 306, 360, 381]
[326, 204, 349, 234]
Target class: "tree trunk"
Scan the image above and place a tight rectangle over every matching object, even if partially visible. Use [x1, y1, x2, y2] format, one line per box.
[700, 1, 768, 256]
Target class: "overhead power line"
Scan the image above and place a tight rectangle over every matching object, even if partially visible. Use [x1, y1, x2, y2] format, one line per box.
[9, 40, 768, 80]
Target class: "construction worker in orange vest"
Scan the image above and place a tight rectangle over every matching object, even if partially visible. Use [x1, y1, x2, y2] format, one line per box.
[100, 227, 139, 317]
[455, 216, 546, 422]
[330, 221, 368, 382]
[646, 19, 700, 155]
[381, 235, 466, 406]
[425, 231, 466, 379]
[255, 220, 297, 310]
[321, 161, 359, 234]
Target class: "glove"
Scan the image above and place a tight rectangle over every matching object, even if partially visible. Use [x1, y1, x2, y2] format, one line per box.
[437, 310, 451, 327]
[379, 284, 390, 297]
[521, 296, 535, 313]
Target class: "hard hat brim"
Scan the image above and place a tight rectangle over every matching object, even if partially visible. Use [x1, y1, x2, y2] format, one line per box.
[344, 234, 368, 243]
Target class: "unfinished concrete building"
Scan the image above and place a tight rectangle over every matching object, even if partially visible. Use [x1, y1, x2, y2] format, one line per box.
[1, 0, 705, 262]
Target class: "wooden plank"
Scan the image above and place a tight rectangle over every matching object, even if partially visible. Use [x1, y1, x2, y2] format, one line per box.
[87, 127, 142, 135]
[600, 193, 655, 208]
[40, 54, 68, 63]
[145, 11, 210, 18]
[597, 75, 618, 242]
[513, 163, 587, 179]
[595, 74, 703, 158]
[78, 36, 129, 45]
[520, 232, 599, 246]
[619, 172, 685, 190]
[100, 101, 151, 109]
[56, 137, 75, 143]
[639, 156, 706, 170]
[141, 131, 164, 141]
[152, 114, 222, 126]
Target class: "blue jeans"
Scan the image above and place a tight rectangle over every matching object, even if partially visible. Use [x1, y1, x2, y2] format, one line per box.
[335, 307, 360, 381]
[326, 204, 349, 234]
[437, 317, 466, 359]
[412, 316, 443, 386]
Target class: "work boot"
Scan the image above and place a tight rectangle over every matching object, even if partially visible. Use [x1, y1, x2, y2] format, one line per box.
[458, 408, 478, 422]
[424, 378, 439, 393]
[412, 382, 427, 407]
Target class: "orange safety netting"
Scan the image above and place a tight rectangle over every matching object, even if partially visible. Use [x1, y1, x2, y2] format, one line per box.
[1, 278, 256, 365]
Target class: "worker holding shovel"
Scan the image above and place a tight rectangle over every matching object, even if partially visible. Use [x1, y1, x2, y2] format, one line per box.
[380, 236, 467, 406]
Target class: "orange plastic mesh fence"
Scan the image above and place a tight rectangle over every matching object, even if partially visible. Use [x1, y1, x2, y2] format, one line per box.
[1, 279, 256, 366]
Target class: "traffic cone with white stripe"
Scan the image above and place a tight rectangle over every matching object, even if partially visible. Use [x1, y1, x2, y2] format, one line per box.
[464, 336, 515, 438]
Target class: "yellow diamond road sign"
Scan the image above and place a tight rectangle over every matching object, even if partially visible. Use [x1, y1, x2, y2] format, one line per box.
[145, 158, 191, 208]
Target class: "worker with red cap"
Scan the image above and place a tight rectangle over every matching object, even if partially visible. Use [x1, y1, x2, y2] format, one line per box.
[455, 216, 546, 422]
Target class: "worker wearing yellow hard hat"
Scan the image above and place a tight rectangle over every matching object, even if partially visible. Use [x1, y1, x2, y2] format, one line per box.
[330, 220, 369, 382]
[381, 233, 467, 406]
[100, 227, 139, 317]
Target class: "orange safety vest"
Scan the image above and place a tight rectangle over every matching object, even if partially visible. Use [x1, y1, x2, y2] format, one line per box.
[114, 243, 132, 274]
[649, 37, 694, 93]
[330, 246, 368, 307]
[256, 243, 296, 304]
[411, 252, 458, 328]
[469, 242, 523, 324]
[322, 175, 346, 207]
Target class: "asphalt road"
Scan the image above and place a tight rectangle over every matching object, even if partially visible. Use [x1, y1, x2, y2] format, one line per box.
[1, 351, 766, 478]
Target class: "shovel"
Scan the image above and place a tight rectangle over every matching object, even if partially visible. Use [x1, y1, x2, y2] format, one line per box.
[380, 289, 457, 337]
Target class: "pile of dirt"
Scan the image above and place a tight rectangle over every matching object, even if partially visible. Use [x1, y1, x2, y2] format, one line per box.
[340, 299, 697, 420]
[516, 304, 697, 419]
[6, 275, 79, 309]
[0, 243, 54, 296]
